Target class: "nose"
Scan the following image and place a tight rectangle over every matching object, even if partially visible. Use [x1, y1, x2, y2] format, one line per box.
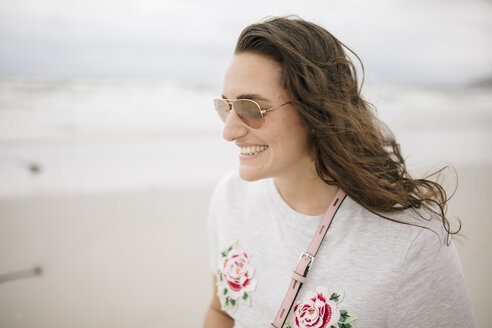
[222, 107, 249, 142]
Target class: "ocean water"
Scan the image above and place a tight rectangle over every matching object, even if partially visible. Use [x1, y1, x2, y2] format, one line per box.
[0, 77, 491, 197]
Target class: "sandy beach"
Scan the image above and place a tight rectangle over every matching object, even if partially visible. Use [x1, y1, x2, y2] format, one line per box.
[0, 186, 214, 327]
[0, 163, 490, 327]
[443, 164, 492, 327]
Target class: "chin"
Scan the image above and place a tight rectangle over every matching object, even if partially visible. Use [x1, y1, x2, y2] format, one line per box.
[238, 166, 266, 182]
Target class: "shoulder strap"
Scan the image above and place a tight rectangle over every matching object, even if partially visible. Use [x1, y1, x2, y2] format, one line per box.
[270, 188, 347, 328]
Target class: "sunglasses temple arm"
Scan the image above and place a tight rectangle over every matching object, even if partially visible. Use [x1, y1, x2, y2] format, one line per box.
[262, 101, 292, 114]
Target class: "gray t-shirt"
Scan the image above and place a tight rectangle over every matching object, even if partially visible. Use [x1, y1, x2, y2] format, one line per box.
[207, 171, 476, 327]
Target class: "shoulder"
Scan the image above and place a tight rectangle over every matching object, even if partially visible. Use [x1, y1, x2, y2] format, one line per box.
[390, 204, 451, 252]
[335, 196, 452, 261]
[338, 198, 474, 326]
[386, 212, 475, 326]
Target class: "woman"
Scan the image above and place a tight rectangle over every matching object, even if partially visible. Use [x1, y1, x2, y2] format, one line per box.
[204, 17, 475, 328]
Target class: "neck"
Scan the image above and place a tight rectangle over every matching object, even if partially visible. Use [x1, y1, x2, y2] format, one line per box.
[273, 163, 338, 216]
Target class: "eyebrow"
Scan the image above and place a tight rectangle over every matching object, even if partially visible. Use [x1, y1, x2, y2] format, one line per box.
[221, 93, 271, 102]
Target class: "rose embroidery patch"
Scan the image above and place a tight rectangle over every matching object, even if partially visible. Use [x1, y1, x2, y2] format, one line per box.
[216, 240, 257, 313]
[284, 286, 357, 328]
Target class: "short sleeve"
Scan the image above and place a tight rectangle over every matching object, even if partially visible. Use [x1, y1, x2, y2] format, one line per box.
[207, 186, 220, 275]
[387, 228, 476, 327]
[207, 171, 236, 276]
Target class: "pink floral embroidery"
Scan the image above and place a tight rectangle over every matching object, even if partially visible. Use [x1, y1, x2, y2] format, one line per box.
[216, 241, 257, 313]
[290, 286, 357, 328]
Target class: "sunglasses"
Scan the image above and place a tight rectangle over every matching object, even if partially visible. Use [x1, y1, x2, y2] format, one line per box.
[214, 98, 292, 129]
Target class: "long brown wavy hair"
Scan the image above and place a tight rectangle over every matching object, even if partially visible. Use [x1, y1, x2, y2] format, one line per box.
[235, 16, 459, 242]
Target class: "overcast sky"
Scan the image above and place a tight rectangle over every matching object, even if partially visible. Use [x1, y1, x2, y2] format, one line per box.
[0, 0, 491, 86]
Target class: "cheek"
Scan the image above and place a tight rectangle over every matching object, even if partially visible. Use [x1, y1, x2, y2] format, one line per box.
[283, 122, 311, 153]
[264, 109, 312, 155]
[269, 127, 311, 166]
[293, 134, 311, 156]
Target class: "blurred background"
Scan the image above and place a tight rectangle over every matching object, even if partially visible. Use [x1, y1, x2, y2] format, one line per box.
[0, 0, 491, 327]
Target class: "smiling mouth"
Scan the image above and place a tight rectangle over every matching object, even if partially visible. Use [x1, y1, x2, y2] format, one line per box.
[239, 145, 268, 156]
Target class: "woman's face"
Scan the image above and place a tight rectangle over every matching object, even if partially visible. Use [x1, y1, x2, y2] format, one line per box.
[221, 52, 312, 182]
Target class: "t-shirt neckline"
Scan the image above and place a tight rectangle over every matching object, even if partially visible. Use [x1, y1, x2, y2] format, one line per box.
[266, 177, 324, 221]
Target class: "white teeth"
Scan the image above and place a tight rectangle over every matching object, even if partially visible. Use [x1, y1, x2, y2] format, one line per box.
[240, 145, 268, 155]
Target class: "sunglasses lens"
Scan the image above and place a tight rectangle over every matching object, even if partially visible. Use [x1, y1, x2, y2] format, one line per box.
[234, 99, 264, 128]
[214, 99, 229, 122]
[214, 99, 264, 128]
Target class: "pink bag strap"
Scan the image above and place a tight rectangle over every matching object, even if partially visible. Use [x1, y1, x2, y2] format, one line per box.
[270, 188, 347, 328]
